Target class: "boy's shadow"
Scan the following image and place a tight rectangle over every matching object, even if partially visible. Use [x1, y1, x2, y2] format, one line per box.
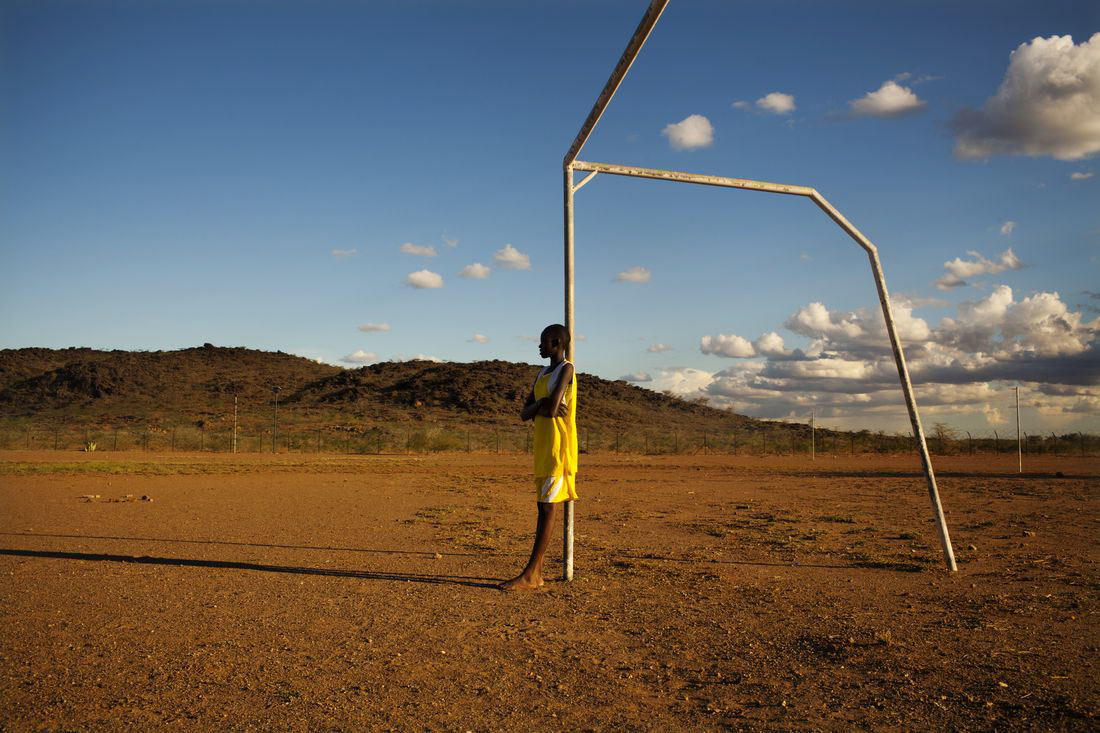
[0, 547, 502, 589]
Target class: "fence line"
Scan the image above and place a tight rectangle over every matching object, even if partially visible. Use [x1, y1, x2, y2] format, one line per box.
[1, 419, 1095, 456]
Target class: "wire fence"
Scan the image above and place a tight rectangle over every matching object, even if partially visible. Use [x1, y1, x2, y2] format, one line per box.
[0, 419, 1095, 457]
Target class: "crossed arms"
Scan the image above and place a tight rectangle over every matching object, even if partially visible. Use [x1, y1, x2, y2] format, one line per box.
[521, 363, 574, 422]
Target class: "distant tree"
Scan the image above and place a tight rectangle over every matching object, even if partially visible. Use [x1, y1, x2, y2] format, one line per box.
[932, 422, 957, 442]
[931, 422, 957, 453]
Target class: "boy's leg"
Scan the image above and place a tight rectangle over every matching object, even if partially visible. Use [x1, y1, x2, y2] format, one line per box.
[500, 501, 559, 591]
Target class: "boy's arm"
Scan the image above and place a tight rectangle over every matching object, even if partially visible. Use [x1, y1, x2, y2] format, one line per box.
[520, 389, 540, 421]
[538, 363, 574, 418]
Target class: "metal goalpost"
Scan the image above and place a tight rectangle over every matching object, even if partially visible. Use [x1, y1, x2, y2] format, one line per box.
[560, 0, 957, 578]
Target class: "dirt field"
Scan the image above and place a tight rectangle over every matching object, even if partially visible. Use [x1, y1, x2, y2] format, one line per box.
[1, 450, 1096, 730]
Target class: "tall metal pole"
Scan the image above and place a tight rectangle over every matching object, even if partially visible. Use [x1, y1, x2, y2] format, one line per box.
[1016, 386, 1022, 473]
[563, 165, 575, 583]
[810, 412, 815, 461]
[272, 387, 280, 454]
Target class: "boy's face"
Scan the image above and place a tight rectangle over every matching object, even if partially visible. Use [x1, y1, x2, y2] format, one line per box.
[539, 330, 561, 359]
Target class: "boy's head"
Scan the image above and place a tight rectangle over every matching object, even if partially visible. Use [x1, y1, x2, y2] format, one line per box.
[539, 323, 569, 358]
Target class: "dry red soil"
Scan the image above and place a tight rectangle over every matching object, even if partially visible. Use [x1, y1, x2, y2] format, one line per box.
[1, 450, 1097, 730]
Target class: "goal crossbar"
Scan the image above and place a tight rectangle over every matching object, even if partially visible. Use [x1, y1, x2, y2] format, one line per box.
[572, 160, 877, 255]
[571, 160, 817, 202]
[568, 158, 958, 574]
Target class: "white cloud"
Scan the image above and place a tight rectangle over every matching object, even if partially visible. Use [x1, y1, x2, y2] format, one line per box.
[390, 354, 444, 363]
[621, 371, 652, 383]
[937, 285, 1097, 359]
[785, 302, 866, 341]
[850, 80, 926, 117]
[1071, 171, 1095, 180]
[686, 291, 1099, 430]
[340, 350, 376, 364]
[1000, 220, 1017, 236]
[357, 322, 391, 333]
[470, 334, 490, 344]
[799, 252, 812, 262]
[647, 343, 672, 353]
[661, 114, 714, 151]
[767, 356, 875, 381]
[781, 298, 931, 350]
[493, 244, 531, 270]
[617, 266, 651, 283]
[331, 248, 357, 258]
[753, 332, 788, 357]
[889, 300, 935, 343]
[898, 294, 950, 309]
[649, 367, 715, 398]
[400, 242, 437, 257]
[1000, 289, 1091, 356]
[952, 33, 1100, 160]
[935, 248, 1024, 290]
[459, 263, 490, 279]
[405, 270, 443, 289]
[894, 72, 940, 86]
[756, 92, 796, 114]
[983, 403, 1007, 426]
[734, 93, 797, 115]
[442, 235, 459, 248]
[937, 284, 1015, 352]
[700, 333, 756, 358]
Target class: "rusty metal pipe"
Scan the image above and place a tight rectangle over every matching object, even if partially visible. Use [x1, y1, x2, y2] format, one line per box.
[564, 0, 669, 167]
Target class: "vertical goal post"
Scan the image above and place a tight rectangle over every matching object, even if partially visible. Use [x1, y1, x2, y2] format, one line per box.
[561, 0, 957, 577]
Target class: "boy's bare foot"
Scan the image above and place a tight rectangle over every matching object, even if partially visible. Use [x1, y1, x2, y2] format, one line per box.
[498, 574, 544, 591]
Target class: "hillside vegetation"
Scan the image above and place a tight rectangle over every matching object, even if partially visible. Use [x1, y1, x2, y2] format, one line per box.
[0, 345, 862, 454]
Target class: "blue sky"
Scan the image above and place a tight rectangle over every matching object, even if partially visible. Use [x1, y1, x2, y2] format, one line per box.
[2, 0, 1098, 433]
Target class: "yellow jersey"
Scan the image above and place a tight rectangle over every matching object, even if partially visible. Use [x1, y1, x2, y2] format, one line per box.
[532, 361, 578, 484]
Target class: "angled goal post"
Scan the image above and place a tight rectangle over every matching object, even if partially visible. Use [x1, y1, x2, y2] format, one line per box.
[560, 0, 957, 578]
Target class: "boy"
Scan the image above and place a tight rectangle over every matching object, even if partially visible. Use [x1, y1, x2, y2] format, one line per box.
[500, 323, 578, 591]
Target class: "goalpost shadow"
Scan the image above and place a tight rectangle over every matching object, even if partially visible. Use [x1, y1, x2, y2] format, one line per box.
[0, 547, 503, 589]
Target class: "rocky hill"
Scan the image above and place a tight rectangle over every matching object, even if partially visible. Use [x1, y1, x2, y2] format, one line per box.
[0, 345, 816, 451]
[0, 345, 339, 418]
